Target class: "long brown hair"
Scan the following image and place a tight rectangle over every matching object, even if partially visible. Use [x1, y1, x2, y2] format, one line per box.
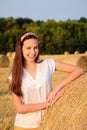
[10, 32, 39, 97]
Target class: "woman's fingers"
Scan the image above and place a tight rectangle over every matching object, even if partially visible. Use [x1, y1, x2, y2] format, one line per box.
[54, 88, 64, 102]
[47, 89, 64, 105]
[47, 91, 56, 103]
[51, 89, 64, 105]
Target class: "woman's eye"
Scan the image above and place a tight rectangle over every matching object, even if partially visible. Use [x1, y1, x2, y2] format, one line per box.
[35, 46, 39, 49]
[26, 46, 38, 50]
[35, 47, 38, 49]
[26, 47, 31, 49]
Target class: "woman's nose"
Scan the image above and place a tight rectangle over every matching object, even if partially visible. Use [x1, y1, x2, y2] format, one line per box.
[31, 49, 35, 54]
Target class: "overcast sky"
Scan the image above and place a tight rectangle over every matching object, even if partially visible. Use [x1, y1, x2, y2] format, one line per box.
[0, 0, 87, 21]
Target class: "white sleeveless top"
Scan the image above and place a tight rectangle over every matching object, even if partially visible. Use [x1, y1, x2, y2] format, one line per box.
[9, 59, 55, 128]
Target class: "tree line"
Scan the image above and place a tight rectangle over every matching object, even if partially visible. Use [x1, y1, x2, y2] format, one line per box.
[0, 17, 87, 54]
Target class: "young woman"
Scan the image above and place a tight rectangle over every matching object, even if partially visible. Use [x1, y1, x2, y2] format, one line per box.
[8, 32, 84, 130]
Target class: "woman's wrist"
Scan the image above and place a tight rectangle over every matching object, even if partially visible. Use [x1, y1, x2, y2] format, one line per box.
[41, 102, 50, 109]
[54, 86, 61, 93]
[46, 101, 51, 107]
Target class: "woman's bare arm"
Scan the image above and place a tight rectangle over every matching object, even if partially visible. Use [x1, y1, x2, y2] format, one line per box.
[12, 92, 50, 114]
[47, 62, 84, 103]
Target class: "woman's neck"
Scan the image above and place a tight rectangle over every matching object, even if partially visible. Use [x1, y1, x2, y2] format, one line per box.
[24, 61, 36, 69]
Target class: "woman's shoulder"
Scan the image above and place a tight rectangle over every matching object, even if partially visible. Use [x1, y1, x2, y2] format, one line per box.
[44, 58, 55, 63]
[37, 58, 55, 72]
[37, 58, 54, 63]
[38, 58, 55, 66]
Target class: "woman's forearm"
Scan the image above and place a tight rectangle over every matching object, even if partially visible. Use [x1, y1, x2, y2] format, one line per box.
[54, 67, 84, 93]
[15, 101, 50, 114]
[13, 93, 50, 114]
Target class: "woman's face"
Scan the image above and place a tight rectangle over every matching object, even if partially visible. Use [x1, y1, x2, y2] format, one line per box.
[22, 38, 39, 62]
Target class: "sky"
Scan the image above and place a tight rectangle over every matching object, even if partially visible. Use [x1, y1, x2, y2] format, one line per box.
[0, 0, 87, 21]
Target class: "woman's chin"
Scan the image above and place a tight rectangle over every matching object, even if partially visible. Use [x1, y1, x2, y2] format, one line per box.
[28, 59, 35, 62]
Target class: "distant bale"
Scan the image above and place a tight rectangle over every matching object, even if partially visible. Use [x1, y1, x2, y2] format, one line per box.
[6, 52, 15, 68]
[85, 51, 87, 54]
[39, 73, 87, 130]
[6, 52, 15, 59]
[74, 51, 80, 55]
[11, 52, 15, 59]
[64, 51, 70, 55]
[76, 56, 87, 71]
[63, 55, 87, 71]
[6, 52, 12, 58]
[0, 55, 9, 68]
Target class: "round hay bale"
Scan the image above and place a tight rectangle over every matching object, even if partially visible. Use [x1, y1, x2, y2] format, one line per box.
[74, 51, 80, 55]
[39, 73, 87, 130]
[76, 56, 87, 71]
[6, 52, 12, 58]
[85, 51, 87, 54]
[0, 55, 9, 68]
[7, 52, 15, 68]
[64, 51, 70, 55]
[11, 52, 15, 58]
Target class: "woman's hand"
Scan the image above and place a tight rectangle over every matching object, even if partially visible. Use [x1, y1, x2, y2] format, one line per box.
[47, 88, 64, 105]
[53, 88, 64, 104]
[47, 90, 56, 103]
